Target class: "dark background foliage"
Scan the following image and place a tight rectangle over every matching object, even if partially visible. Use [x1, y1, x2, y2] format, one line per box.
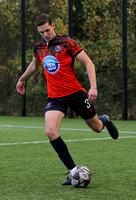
[0, 0, 136, 119]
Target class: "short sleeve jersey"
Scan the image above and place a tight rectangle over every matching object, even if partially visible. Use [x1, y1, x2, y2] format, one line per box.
[34, 34, 86, 98]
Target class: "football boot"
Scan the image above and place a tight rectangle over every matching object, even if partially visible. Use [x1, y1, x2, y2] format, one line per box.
[104, 115, 119, 139]
[62, 175, 71, 185]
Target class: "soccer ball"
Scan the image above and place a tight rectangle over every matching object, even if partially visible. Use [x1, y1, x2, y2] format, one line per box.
[70, 166, 91, 188]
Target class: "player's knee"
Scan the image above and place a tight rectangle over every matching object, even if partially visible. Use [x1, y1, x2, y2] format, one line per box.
[45, 128, 54, 138]
[45, 128, 59, 140]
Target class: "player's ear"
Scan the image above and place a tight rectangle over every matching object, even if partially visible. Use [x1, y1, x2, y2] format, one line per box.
[52, 23, 55, 29]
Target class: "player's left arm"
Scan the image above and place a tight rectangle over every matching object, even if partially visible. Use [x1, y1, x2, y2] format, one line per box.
[76, 50, 97, 103]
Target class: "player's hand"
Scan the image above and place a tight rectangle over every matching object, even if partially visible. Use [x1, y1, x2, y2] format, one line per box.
[16, 79, 25, 95]
[88, 88, 98, 104]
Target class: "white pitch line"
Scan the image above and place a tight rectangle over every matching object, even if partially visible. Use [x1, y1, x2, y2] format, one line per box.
[0, 124, 136, 134]
[0, 125, 45, 129]
[0, 136, 136, 146]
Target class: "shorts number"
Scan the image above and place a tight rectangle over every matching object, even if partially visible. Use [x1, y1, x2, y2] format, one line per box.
[84, 99, 91, 109]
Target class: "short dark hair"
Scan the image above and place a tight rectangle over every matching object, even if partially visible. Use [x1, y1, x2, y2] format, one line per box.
[35, 14, 52, 27]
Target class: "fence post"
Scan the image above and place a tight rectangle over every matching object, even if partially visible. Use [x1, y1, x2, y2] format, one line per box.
[121, 0, 127, 120]
[68, 0, 73, 37]
[21, 0, 26, 116]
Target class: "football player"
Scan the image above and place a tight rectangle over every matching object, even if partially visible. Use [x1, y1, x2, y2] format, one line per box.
[16, 14, 118, 185]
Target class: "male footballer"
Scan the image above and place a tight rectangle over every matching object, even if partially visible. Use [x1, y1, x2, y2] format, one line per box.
[16, 14, 118, 185]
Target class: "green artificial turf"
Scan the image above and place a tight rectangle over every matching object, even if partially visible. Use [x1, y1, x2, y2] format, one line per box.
[0, 116, 136, 200]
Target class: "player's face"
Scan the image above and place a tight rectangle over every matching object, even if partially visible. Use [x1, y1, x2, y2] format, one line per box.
[37, 22, 56, 43]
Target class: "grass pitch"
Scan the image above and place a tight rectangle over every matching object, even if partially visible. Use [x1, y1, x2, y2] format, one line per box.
[0, 116, 136, 200]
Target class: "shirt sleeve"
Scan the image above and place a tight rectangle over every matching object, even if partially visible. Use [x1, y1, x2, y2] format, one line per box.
[66, 37, 83, 56]
[34, 44, 39, 59]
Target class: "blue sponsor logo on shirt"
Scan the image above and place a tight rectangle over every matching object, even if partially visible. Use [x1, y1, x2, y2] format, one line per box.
[43, 55, 60, 74]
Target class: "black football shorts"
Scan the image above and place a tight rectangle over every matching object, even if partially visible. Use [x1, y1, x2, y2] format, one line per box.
[45, 90, 96, 119]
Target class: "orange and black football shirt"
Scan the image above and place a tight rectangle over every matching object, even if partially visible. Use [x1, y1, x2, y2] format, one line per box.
[34, 34, 86, 98]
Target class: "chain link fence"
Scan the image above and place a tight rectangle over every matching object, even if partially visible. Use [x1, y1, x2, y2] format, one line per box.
[0, 0, 136, 119]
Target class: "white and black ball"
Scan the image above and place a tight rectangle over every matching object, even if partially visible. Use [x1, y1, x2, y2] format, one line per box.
[70, 166, 91, 188]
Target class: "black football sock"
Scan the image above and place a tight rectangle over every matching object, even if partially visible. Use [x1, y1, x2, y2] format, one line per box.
[50, 136, 76, 170]
[98, 116, 109, 128]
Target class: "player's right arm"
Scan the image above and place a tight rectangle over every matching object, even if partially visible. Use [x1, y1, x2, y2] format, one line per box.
[16, 57, 41, 95]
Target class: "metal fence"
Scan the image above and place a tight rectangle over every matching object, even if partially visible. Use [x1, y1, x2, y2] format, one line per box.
[0, 0, 136, 119]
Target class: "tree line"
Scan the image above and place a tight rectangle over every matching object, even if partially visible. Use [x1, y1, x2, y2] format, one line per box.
[0, 0, 136, 119]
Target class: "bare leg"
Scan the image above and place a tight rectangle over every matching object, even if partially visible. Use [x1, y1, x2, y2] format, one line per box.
[45, 110, 64, 140]
[85, 114, 119, 139]
[85, 114, 103, 133]
[45, 110, 76, 171]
